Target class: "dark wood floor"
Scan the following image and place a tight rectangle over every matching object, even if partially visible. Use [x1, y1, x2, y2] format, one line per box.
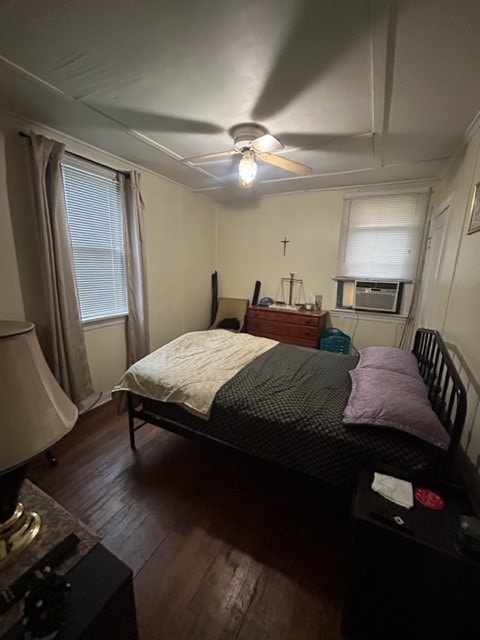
[28, 402, 354, 640]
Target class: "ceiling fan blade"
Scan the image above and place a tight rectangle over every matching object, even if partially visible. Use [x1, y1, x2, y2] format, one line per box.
[251, 133, 284, 154]
[87, 105, 225, 135]
[181, 149, 237, 165]
[259, 152, 312, 176]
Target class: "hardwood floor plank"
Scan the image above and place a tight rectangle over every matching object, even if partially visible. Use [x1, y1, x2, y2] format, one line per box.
[135, 526, 220, 637]
[236, 567, 296, 640]
[28, 401, 352, 640]
[187, 547, 262, 639]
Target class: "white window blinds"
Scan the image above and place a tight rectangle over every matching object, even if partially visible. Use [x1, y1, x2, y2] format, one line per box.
[336, 189, 429, 281]
[62, 159, 127, 321]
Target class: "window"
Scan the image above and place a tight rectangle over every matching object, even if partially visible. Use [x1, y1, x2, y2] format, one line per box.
[336, 189, 430, 281]
[61, 157, 127, 322]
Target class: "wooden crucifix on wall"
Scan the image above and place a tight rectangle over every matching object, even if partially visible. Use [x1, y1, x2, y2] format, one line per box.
[281, 236, 290, 255]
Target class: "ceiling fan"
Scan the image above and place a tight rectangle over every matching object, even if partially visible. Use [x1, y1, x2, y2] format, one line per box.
[181, 123, 313, 187]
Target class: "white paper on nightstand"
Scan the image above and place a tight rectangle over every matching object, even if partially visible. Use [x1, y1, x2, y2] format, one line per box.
[371, 473, 414, 509]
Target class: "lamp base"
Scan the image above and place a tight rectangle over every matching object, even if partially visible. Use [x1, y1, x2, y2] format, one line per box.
[0, 502, 41, 566]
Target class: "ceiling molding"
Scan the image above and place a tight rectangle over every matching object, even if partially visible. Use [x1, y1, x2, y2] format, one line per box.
[465, 108, 480, 145]
[369, 0, 391, 166]
[1, 0, 479, 199]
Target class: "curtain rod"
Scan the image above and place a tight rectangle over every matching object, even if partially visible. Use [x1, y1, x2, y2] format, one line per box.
[18, 131, 130, 177]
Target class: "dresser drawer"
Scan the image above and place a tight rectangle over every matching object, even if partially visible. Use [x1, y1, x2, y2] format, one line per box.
[245, 306, 327, 348]
[247, 318, 320, 341]
[247, 307, 321, 328]
[262, 333, 318, 348]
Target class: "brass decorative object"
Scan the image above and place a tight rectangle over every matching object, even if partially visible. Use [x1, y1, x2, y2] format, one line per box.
[0, 503, 41, 567]
[275, 273, 306, 308]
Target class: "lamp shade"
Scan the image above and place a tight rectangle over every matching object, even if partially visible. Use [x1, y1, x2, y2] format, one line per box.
[0, 321, 78, 473]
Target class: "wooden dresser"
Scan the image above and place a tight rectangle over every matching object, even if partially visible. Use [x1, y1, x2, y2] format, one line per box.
[245, 305, 327, 348]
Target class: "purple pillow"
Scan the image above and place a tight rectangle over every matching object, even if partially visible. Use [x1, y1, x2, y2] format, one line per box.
[343, 368, 450, 450]
[357, 346, 422, 380]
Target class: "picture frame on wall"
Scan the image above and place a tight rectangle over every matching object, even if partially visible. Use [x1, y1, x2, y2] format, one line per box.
[467, 181, 480, 234]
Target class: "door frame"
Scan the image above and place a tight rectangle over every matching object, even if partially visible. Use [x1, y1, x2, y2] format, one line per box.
[417, 195, 452, 329]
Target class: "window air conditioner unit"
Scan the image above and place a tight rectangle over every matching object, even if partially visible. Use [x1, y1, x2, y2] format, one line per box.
[354, 281, 401, 313]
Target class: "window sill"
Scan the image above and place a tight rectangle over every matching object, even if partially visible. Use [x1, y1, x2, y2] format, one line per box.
[82, 314, 127, 331]
[329, 308, 409, 321]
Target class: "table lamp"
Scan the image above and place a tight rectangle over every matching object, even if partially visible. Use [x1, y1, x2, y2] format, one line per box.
[0, 321, 78, 565]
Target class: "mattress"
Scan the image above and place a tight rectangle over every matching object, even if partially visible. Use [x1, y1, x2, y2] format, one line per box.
[140, 342, 433, 490]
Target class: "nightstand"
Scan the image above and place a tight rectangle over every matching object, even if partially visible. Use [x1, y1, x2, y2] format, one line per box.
[341, 467, 480, 640]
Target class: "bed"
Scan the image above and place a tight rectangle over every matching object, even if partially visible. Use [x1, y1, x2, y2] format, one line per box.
[112, 327, 466, 492]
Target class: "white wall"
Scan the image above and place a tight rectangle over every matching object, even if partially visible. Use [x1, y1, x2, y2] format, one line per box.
[328, 311, 408, 350]
[215, 190, 344, 308]
[0, 109, 216, 405]
[427, 127, 480, 469]
[0, 127, 26, 321]
[215, 187, 423, 350]
[144, 181, 215, 350]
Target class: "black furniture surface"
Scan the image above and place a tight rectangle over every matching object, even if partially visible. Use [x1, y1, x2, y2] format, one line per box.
[2, 544, 138, 639]
[342, 467, 480, 640]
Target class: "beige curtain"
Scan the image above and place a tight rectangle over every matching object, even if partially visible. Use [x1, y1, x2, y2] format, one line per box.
[120, 171, 150, 366]
[28, 132, 94, 404]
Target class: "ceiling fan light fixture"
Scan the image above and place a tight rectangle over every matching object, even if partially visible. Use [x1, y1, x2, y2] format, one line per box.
[239, 151, 257, 185]
[182, 123, 312, 186]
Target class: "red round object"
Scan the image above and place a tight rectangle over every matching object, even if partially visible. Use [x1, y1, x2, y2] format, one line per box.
[414, 487, 445, 510]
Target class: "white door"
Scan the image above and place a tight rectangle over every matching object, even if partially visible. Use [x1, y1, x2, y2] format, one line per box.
[417, 200, 450, 328]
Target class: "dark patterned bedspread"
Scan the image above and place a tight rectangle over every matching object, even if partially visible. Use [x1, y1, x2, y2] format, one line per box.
[142, 343, 434, 491]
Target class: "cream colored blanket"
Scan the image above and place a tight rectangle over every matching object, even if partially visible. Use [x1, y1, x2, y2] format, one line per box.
[112, 329, 278, 418]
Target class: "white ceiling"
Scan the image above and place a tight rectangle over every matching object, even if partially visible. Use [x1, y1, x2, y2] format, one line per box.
[1, 0, 480, 201]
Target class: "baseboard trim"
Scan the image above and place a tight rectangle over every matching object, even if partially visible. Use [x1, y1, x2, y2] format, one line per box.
[79, 391, 111, 415]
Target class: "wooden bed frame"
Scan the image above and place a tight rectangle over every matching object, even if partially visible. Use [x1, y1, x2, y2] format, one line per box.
[126, 328, 467, 481]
